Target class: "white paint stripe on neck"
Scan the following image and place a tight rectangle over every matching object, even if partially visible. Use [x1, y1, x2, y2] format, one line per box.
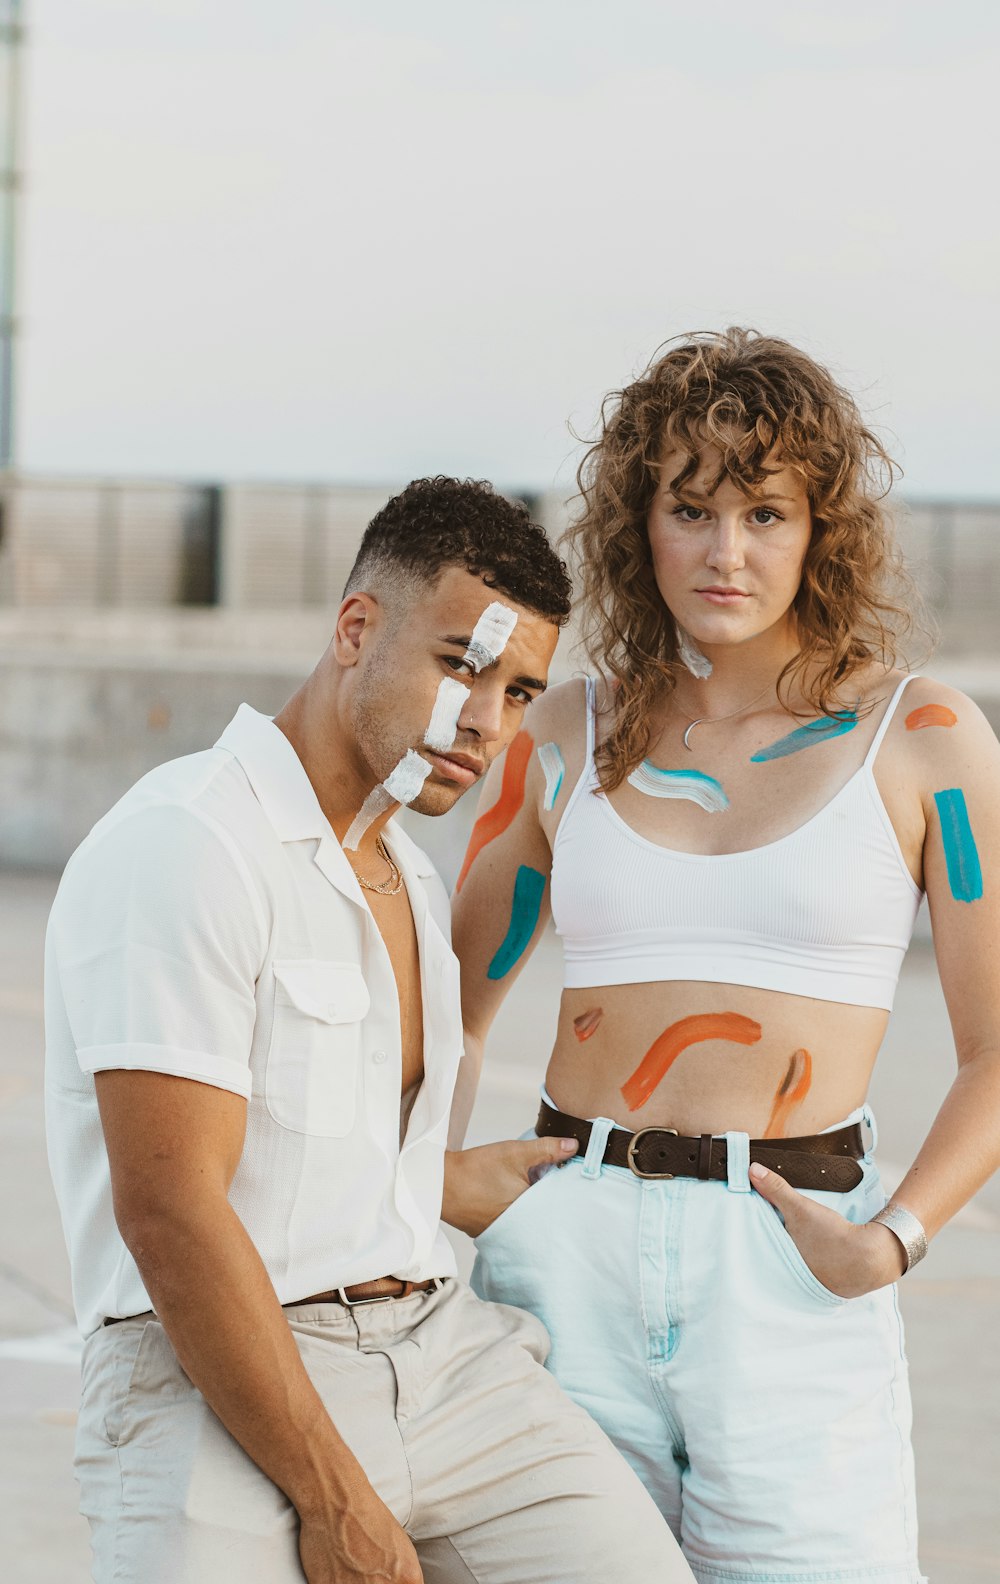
[676, 622, 713, 678]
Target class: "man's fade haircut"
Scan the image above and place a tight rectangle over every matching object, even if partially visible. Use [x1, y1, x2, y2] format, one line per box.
[344, 476, 572, 627]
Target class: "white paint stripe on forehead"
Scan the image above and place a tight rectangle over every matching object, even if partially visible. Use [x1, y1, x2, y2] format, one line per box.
[424, 677, 469, 752]
[464, 601, 518, 673]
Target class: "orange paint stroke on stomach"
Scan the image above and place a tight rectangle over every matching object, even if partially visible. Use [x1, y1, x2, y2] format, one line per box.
[763, 1048, 813, 1138]
[905, 704, 957, 731]
[573, 1008, 603, 1042]
[621, 1012, 762, 1112]
[455, 731, 534, 892]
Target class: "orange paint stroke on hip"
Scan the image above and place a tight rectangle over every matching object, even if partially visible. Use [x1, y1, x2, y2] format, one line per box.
[621, 1012, 762, 1112]
[763, 1048, 813, 1138]
[905, 704, 957, 731]
[455, 731, 534, 892]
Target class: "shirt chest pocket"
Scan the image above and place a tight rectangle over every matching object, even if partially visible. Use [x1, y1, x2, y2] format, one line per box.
[266, 960, 371, 1138]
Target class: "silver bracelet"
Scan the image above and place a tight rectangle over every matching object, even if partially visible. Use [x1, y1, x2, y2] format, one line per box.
[871, 1202, 928, 1273]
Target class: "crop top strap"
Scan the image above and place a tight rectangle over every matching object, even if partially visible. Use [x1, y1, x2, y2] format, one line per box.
[863, 673, 923, 769]
[552, 676, 601, 849]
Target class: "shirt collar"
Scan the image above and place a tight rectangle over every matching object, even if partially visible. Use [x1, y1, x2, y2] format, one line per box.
[215, 704, 437, 879]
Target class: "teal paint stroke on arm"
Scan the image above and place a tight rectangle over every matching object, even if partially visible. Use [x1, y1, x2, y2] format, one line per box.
[538, 742, 565, 812]
[750, 711, 858, 763]
[628, 763, 729, 813]
[487, 865, 547, 979]
[934, 787, 984, 903]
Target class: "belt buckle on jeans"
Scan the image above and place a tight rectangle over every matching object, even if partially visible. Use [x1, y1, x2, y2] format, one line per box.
[626, 1127, 679, 1179]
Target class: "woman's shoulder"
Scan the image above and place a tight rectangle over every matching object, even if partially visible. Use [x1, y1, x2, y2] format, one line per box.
[872, 668, 1000, 780]
[522, 672, 608, 741]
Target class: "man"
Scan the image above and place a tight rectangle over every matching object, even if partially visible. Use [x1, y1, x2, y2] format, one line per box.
[45, 476, 692, 1584]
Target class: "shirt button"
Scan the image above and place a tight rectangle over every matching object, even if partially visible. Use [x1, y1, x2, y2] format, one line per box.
[372, 1049, 388, 1065]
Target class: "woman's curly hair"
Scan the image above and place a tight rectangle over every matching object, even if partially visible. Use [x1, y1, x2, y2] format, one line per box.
[566, 327, 925, 789]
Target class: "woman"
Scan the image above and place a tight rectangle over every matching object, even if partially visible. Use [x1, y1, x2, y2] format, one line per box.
[449, 328, 1000, 1584]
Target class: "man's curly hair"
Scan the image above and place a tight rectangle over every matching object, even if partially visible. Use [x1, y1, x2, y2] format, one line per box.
[566, 327, 924, 789]
[345, 475, 571, 626]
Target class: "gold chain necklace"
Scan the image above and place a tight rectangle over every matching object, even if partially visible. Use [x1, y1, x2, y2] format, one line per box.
[351, 835, 404, 896]
[677, 679, 777, 752]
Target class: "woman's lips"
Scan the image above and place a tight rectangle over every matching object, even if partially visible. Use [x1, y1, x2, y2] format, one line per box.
[696, 588, 749, 605]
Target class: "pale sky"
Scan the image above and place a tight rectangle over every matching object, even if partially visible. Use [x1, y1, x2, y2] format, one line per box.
[14, 0, 1000, 497]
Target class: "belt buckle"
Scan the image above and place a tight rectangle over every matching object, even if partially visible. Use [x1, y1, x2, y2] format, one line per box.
[626, 1126, 679, 1180]
[336, 1283, 406, 1307]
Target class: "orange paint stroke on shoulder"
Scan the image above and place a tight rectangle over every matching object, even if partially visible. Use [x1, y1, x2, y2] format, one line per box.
[455, 730, 534, 892]
[573, 1008, 603, 1042]
[621, 1012, 762, 1112]
[905, 704, 957, 731]
[763, 1048, 813, 1139]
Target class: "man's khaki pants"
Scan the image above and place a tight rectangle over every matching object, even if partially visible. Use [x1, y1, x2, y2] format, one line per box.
[75, 1278, 692, 1583]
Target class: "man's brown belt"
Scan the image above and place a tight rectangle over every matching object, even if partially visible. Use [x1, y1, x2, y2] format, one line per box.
[103, 1276, 443, 1326]
[536, 1100, 866, 1192]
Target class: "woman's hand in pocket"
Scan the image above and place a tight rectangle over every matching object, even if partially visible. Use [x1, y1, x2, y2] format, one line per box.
[750, 1163, 907, 1297]
[442, 1137, 578, 1239]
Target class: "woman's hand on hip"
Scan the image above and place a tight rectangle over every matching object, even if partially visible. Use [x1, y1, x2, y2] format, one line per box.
[749, 1162, 907, 1297]
[441, 1137, 578, 1239]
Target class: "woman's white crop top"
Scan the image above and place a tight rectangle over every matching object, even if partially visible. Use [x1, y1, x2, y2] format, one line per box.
[549, 675, 924, 1011]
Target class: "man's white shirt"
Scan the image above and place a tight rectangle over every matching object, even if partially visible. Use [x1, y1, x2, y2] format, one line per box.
[44, 705, 462, 1337]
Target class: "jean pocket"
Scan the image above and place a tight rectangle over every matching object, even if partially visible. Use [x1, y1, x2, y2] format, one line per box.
[753, 1193, 849, 1308]
[266, 959, 370, 1137]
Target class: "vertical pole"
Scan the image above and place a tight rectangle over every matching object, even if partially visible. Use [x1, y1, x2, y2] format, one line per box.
[0, 0, 24, 470]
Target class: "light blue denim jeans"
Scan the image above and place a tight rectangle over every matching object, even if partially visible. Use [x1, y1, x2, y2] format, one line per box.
[472, 1098, 927, 1584]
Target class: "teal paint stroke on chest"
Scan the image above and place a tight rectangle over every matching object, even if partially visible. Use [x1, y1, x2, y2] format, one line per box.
[487, 865, 547, 979]
[628, 763, 729, 814]
[750, 711, 858, 763]
[934, 787, 984, 903]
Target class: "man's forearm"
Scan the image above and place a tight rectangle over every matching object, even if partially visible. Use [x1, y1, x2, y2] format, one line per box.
[122, 1197, 368, 1521]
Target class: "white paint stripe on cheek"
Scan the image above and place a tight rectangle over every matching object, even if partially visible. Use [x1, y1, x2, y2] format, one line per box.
[464, 601, 518, 672]
[384, 748, 433, 803]
[342, 748, 434, 852]
[424, 677, 469, 752]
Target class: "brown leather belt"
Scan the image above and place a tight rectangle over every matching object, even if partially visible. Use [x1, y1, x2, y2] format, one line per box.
[103, 1276, 444, 1327]
[536, 1100, 866, 1193]
[287, 1277, 444, 1308]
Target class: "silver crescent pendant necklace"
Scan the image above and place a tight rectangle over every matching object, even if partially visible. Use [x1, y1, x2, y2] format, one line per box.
[679, 680, 777, 751]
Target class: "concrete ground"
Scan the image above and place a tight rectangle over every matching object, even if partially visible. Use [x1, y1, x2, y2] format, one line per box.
[2, 869, 998, 1582]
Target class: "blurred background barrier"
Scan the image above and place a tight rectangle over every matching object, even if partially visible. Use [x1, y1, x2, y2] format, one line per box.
[0, 470, 997, 870]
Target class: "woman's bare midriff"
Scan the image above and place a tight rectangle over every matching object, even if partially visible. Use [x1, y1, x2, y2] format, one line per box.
[545, 980, 887, 1138]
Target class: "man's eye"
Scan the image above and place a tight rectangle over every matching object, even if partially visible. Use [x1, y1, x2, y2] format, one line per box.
[507, 687, 533, 706]
[444, 655, 476, 676]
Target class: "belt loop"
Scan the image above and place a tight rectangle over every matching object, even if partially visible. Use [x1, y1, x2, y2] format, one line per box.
[582, 1115, 616, 1179]
[862, 1104, 879, 1158]
[725, 1130, 751, 1193]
